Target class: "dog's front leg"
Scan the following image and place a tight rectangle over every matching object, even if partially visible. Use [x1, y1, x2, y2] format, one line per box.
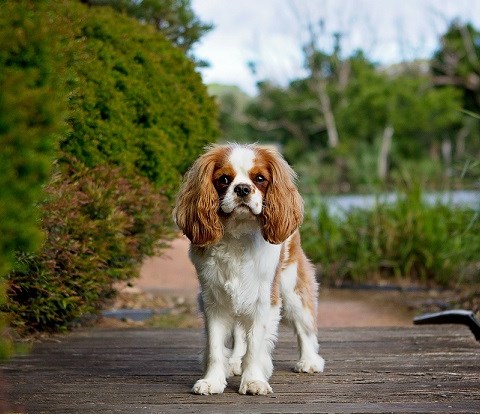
[227, 322, 246, 377]
[238, 304, 280, 395]
[192, 312, 229, 395]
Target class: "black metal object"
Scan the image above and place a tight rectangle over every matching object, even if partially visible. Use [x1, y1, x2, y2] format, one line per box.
[413, 309, 480, 341]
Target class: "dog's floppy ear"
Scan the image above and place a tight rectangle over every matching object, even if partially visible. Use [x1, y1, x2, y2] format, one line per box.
[174, 147, 224, 246]
[259, 148, 303, 244]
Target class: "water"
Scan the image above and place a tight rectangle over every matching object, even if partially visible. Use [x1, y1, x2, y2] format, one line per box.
[310, 190, 479, 217]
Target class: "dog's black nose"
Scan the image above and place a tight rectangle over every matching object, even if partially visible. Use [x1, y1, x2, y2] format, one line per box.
[234, 184, 251, 198]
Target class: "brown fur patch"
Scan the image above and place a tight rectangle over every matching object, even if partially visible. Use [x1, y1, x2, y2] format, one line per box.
[174, 145, 232, 246]
[253, 146, 303, 245]
[288, 232, 318, 320]
[271, 244, 286, 306]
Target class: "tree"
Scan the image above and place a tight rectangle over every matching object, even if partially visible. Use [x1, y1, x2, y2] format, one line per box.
[83, 0, 213, 61]
[245, 48, 464, 192]
[432, 21, 480, 113]
[431, 21, 480, 162]
[303, 24, 345, 149]
[61, 1, 217, 196]
[207, 84, 251, 142]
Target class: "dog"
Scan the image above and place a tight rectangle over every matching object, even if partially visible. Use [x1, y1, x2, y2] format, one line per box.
[174, 143, 324, 395]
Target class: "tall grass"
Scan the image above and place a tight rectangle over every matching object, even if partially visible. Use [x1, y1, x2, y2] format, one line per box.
[301, 186, 480, 287]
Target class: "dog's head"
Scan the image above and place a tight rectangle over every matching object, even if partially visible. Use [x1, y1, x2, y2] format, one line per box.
[174, 144, 303, 246]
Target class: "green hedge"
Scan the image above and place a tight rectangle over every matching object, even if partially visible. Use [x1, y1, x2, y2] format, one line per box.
[2, 0, 218, 334]
[60, 0, 217, 196]
[8, 161, 172, 333]
[0, 0, 66, 354]
[0, 0, 64, 279]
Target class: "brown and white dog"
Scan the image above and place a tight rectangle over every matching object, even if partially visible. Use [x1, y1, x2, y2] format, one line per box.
[174, 143, 324, 395]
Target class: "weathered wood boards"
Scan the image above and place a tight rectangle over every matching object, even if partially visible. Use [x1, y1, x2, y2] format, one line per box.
[2, 326, 479, 413]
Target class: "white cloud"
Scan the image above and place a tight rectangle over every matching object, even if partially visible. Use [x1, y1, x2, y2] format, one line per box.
[192, 0, 480, 95]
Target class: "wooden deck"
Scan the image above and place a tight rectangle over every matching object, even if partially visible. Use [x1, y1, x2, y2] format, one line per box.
[2, 326, 479, 413]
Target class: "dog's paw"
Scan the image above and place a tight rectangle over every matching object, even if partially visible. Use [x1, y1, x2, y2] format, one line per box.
[294, 355, 325, 373]
[227, 357, 243, 377]
[238, 379, 273, 395]
[192, 378, 226, 395]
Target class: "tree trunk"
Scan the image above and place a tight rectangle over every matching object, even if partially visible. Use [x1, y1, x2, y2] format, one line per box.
[312, 76, 339, 148]
[378, 125, 394, 181]
[455, 127, 468, 158]
[441, 138, 452, 178]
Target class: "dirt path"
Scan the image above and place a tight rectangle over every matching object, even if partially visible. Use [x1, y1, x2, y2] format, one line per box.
[139, 237, 198, 294]
[120, 236, 414, 328]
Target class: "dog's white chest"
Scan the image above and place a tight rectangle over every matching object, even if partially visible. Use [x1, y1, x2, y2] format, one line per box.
[191, 235, 281, 316]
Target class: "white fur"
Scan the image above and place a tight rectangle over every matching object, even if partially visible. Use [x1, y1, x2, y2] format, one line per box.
[190, 230, 282, 395]
[220, 146, 263, 216]
[281, 264, 325, 373]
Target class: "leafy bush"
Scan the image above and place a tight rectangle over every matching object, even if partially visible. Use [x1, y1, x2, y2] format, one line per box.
[0, 0, 64, 280]
[2, 0, 218, 334]
[85, 0, 213, 55]
[6, 160, 172, 333]
[0, 0, 66, 354]
[302, 186, 480, 287]
[59, 0, 218, 196]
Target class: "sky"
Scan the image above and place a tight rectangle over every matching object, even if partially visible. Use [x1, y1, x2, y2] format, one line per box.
[191, 0, 480, 95]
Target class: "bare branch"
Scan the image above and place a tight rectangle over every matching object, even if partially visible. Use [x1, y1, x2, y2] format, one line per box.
[378, 125, 394, 180]
[247, 117, 309, 146]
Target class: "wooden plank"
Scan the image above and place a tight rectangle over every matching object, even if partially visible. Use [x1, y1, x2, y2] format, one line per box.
[1, 326, 479, 413]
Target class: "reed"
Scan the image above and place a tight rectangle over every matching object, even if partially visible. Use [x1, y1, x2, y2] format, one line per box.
[302, 185, 479, 287]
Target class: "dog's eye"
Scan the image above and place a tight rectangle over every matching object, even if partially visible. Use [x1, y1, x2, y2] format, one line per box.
[255, 174, 266, 183]
[218, 175, 231, 185]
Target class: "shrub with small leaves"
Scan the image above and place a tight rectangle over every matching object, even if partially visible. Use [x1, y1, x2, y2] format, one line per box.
[59, 0, 218, 196]
[0, 0, 66, 354]
[2, 0, 218, 335]
[0, 0, 64, 283]
[6, 159, 172, 333]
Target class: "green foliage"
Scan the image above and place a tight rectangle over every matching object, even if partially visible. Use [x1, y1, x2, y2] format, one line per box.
[432, 22, 480, 114]
[338, 70, 462, 156]
[246, 55, 466, 193]
[302, 186, 480, 287]
[208, 84, 252, 142]
[84, 0, 213, 57]
[6, 161, 172, 333]
[230, 22, 480, 194]
[0, 0, 66, 355]
[59, 0, 217, 196]
[1, 0, 218, 334]
[0, 0, 64, 278]
[431, 21, 480, 164]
